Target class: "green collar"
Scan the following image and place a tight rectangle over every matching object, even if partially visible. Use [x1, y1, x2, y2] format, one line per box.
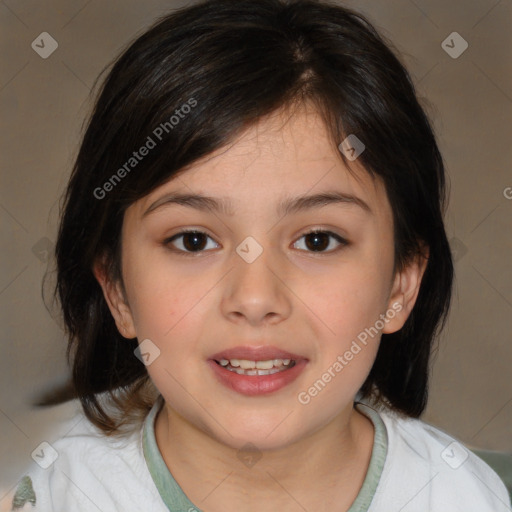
[142, 396, 387, 511]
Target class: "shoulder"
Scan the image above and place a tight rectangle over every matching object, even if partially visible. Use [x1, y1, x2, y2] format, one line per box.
[368, 404, 511, 511]
[10, 401, 163, 511]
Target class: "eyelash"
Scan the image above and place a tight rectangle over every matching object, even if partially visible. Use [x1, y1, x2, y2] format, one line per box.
[163, 228, 349, 256]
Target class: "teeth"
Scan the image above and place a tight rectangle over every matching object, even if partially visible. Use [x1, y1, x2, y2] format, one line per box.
[221, 358, 292, 369]
[256, 360, 273, 369]
[216, 357, 296, 375]
[256, 368, 284, 375]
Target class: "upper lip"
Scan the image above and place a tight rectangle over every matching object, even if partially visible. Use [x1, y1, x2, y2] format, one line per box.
[210, 345, 307, 362]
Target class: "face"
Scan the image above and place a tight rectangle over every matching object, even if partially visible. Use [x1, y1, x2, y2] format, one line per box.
[96, 105, 425, 450]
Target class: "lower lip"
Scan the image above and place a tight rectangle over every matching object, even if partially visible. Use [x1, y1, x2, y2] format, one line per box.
[207, 359, 308, 396]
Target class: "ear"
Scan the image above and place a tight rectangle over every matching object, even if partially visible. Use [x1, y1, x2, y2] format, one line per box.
[93, 257, 137, 339]
[382, 245, 429, 334]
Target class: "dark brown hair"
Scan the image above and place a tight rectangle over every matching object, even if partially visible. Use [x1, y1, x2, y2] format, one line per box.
[49, 0, 453, 436]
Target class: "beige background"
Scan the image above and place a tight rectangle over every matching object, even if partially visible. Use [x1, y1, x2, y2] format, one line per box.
[1, 0, 511, 503]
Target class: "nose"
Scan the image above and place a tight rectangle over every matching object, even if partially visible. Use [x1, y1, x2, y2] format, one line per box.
[221, 244, 292, 327]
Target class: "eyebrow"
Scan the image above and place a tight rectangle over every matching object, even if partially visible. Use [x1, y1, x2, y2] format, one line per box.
[142, 190, 372, 218]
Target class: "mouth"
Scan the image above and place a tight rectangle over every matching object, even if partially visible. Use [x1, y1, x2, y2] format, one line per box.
[208, 346, 308, 396]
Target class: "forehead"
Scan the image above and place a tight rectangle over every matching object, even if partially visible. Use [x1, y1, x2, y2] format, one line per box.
[134, 106, 392, 222]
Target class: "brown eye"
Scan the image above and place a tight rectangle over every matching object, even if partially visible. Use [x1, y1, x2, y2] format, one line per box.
[293, 230, 348, 253]
[166, 230, 219, 253]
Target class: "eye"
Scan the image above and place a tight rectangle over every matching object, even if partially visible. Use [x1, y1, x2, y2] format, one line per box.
[164, 228, 348, 255]
[293, 229, 348, 253]
[165, 230, 219, 254]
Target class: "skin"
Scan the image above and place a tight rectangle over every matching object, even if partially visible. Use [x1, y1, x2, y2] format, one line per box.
[95, 103, 428, 512]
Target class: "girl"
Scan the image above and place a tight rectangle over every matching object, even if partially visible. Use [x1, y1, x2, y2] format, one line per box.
[11, 0, 511, 510]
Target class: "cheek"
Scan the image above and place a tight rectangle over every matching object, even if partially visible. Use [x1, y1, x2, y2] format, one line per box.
[122, 250, 206, 344]
[125, 263, 210, 403]
[319, 265, 391, 337]
[305, 258, 393, 395]
[298, 274, 387, 411]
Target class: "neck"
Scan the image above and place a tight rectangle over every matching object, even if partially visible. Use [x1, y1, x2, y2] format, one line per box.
[154, 402, 375, 512]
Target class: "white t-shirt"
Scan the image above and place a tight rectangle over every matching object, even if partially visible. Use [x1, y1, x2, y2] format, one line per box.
[9, 396, 511, 511]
